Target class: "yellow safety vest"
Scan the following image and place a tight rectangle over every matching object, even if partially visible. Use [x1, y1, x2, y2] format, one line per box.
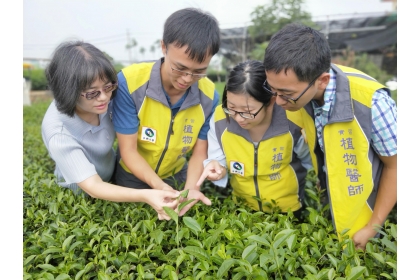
[119, 59, 216, 178]
[304, 64, 389, 239]
[214, 104, 309, 213]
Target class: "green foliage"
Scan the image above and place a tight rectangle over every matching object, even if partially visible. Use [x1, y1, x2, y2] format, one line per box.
[24, 102, 397, 279]
[249, 42, 269, 61]
[23, 68, 48, 91]
[206, 69, 227, 83]
[214, 82, 225, 104]
[22, 63, 127, 92]
[248, 0, 315, 42]
[332, 50, 393, 85]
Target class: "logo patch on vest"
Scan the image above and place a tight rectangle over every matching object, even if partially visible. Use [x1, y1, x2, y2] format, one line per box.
[230, 161, 245, 176]
[141, 127, 157, 143]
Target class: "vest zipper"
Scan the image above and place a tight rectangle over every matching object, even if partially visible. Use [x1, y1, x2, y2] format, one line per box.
[155, 115, 175, 173]
[253, 143, 262, 211]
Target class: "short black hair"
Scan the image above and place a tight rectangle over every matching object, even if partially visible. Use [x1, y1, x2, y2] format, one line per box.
[45, 41, 117, 117]
[223, 60, 271, 109]
[264, 23, 331, 82]
[163, 8, 220, 63]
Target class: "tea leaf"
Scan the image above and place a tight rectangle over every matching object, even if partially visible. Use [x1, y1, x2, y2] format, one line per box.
[301, 264, 317, 275]
[286, 234, 297, 250]
[327, 254, 339, 268]
[327, 268, 336, 280]
[178, 198, 196, 212]
[247, 235, 270, 247]
[121, 234, 130, 250]
[242, 243, 257, 260]
[386, 261, 397, 270]
[223, 229, 234, 241]
[381, 237, 397, 253]
[183, 246, 210, 261]
[183, 217, 201, 234]
[62, 235, 75, 252]
[370, 252, 385, 263]
[217, 259, 237, 278]
[180, 189, 190, 198]
[43, 247, 62, 255]
[176, 250, 186, 268]
[136, 264, 145, 278]
[98, 271, 112, 280]
[128, 252, 139, 261]
[347, 266, 367, 280]
[37, 264, 58, 273]
[195, 271, 208, 279]
[74, 269, 86, 280]
[150, 229, 164, 245]
[163, 206, 179, 223]
[379, 273, 393, 279]
[55, 274, 71, 280]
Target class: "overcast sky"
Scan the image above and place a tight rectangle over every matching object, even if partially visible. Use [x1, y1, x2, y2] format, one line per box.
[23, 0, 395, 62]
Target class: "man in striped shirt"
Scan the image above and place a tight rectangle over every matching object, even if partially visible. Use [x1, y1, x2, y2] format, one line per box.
[263, 23, 397, 250]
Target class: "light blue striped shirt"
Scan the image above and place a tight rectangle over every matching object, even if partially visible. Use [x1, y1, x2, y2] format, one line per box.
[41, 100, 116, 193]
[312, 68, 397, 156]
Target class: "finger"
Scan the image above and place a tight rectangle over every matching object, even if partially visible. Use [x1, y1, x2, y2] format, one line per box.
[164, 190, 181, 198]
[196, 171, 208, 187]
[165, 199, 179, 208]
[199, 195, 212, 206]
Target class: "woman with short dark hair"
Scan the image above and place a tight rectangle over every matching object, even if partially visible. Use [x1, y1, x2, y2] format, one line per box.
[41, 41, 180, 220]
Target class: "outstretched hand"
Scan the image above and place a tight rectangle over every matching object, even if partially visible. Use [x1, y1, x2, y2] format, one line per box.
[352, 224, 380, 250]
[178, 189, 211, 216]
[196, 160, 226, 187]
[143, 189, 180, 220]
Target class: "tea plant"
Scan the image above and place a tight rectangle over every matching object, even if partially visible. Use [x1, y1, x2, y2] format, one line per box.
[23, 101, 397, 279]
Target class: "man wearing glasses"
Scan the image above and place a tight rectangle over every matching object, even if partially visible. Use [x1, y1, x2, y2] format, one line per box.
[263, 23, 397, 250]
[110, 8, 221, 217]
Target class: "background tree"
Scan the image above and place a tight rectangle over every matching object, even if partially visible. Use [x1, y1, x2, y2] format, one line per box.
[248, 0, 314, 42]
[139, 46, 146, 60]
[149, 45, 156, 59]
[125, 38, 137, 63]
[247, 0, 315, 61]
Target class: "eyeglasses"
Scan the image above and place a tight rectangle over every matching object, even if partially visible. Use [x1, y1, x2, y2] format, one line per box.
[263, 73, 322, 104]
[222, 104, 265, 119]
[80, 82, 118, 100]
[169, 63, 207, 80]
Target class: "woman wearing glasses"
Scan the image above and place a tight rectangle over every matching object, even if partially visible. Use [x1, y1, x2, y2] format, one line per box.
[196, 60, 314, 219]
[41, 41, 180, 220]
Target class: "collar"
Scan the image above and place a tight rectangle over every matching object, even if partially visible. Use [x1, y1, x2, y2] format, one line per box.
[147, 58, 202, 110]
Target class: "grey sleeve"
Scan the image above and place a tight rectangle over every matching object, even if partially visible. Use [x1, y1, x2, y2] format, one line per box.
[48, 134, 97, 184]
[294, 135, 313, 170]
[203, 113, 228, 187]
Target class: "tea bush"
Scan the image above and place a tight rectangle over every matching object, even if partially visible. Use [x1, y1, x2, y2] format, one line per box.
[23, 101, 397, 279]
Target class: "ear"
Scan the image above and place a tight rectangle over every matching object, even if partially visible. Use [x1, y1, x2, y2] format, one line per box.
[269, 95, 277, 105]
[317, 72, 330, 91]
[161, 40, 166, 56]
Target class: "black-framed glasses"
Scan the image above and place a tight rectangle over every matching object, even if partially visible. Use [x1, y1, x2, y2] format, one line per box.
[222, 103, 265, 119]
[169, 63, 207, 80]
[263, 73, 322, 104]
[80, 82, 118, 100]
